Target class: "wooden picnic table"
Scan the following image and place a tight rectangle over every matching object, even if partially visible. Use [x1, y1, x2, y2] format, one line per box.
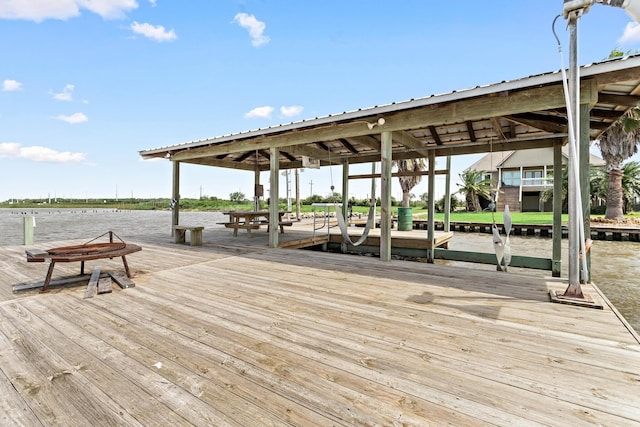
[220, 210, 292, 237]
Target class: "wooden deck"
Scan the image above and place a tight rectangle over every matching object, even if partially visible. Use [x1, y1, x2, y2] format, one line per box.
[1, 229, 640, 426]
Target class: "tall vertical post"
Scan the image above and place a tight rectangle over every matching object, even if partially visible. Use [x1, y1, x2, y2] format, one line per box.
[443, 156, 452, 232]
[341, 160, 350, 253]
[380, 131, 392, 261]
[171, 160, 180, 236]
[23, 215, 35, 245]
[254, 169, 261, 211]
[580, 103, 592, 282]
[427, 151, 436, 263]
[295, 169, 301, 221]
[341, 160, 349, 221]
[269, 147, 280, 248]
[567, 13, 580, 289]
[552, 140, 563, 277]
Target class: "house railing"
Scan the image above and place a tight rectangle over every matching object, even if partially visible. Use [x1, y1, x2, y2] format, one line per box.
[521, 177, 553, 187]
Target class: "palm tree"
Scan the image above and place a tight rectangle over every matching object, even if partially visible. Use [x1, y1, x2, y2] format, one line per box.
[456, 169, 491, 212]
[596, 106, 640, 220]
[396, 158, 426, 207]
[542, 166, 602, 214]
[590, 161, 640, 214]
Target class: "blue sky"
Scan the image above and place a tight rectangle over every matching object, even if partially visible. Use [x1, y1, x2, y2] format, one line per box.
[2, 0, 640, 203]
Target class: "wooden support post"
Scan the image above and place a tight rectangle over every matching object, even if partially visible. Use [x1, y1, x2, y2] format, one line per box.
[552, 140, 562, 277]
[341, 160, 349, 253]
[254, 168, 261, 211]
[580, 103, 591, 283]
[171, 160, 180, 237]
[427, 151, 436, 263]
[444, 156, 451, 232]
[269, 147, 280, 248]
[380, 131, 392, 261]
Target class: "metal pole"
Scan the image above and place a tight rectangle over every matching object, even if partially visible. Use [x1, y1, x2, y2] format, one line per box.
[552, 140, 563, 277]
[567, 13, 580, 289]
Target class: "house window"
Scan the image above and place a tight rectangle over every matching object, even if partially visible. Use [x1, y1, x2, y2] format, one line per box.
[523, 170, 543, 186]
[502, 170, 520, 186]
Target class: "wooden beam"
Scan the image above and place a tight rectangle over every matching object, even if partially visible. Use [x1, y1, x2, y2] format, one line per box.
[428, 125, 443, 145]
[491, 117, 507, 141]
[338, 138, 359, 154]
[235, 151, 255, 162]
[504, 113, 566, 134]
[466, 121, 477, 142]
[392, 131, 429, 156]
[349, 170, 448, 179]
[598, 93, 640, 106]
[281, 151, 297, 162]
[345, 135, 381, 151]
[280, 144, 336, 162]
[257, 149, 270, 160]
[185, 157, 258, 171]
[433, 249, 553, 270]
[315, 141, 330, 151]
[170, 81, 596, 162]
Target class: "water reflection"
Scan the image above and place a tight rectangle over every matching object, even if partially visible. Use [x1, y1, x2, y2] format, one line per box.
[1, 208, 638, 333]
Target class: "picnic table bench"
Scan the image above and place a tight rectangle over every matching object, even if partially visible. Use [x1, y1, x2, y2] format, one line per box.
[220, 211, 291, 237]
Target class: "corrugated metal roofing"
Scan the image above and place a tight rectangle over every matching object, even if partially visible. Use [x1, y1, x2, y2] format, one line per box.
[139, 54, 640, 171]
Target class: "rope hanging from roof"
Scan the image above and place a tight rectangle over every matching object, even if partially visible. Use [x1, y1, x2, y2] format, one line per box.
[327, 143, 377, 247]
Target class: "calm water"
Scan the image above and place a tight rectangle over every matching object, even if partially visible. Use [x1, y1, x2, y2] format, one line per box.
[1, 208, 638, 333]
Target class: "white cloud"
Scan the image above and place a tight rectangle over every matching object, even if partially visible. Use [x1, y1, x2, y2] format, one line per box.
[51, 84, 75, 101]
[280, 105, 304, 118]
[54, 112, 88, 124]
[149, 0, 157, 6]
[2, 79, 22, 91]
[0, 142, 86, 163]
[131, 21, 177, 42]
[0, 0, 138, 22]
[245, 106, 274, 119]
[232, 13, 270, 47]
[618, 22, 640, 45]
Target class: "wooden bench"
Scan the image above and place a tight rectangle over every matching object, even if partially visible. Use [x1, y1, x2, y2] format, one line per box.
[217, 222, 260, 237]
[173, 225, 204, 246]
[265, 220, 294, 233]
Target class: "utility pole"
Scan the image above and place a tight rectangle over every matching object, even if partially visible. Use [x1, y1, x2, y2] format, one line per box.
[309, 180, 313, 197]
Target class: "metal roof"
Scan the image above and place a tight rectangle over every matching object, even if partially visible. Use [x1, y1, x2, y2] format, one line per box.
[139, 55, 640, 171]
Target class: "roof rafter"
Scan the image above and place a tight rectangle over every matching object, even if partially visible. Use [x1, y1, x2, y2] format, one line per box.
[392, 131, 429, 157]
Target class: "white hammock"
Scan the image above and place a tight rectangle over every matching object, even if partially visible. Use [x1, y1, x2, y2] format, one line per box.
[334, 202, 376, 247]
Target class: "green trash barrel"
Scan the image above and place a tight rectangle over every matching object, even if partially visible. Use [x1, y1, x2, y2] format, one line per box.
[397, 207, 413, 231]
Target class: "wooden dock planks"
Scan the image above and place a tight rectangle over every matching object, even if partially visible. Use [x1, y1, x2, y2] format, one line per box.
[0, 233, 639, 426]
